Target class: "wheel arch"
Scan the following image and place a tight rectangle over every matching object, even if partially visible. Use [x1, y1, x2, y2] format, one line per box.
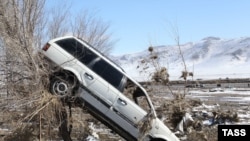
[50, 67, 82, 85]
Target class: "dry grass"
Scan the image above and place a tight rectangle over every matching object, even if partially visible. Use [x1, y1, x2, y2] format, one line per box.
[152, 88, 241, 141]
[156, 97, 202, 128]
[1, 91, 63, 140]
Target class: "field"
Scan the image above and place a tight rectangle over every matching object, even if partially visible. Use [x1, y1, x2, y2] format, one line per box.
[69, 80, 250, 141]
[1, 80, 250, 141]
[148, 80, 250, 141]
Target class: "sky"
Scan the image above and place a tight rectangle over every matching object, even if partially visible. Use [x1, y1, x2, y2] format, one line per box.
[49, 0, 250, 55]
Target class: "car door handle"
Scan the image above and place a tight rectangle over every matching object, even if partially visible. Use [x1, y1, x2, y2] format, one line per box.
[118, 98, 127, 106]
[84, 73, 94, 80]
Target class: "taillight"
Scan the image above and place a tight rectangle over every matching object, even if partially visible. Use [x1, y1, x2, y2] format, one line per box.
[42, 43, 50, 51]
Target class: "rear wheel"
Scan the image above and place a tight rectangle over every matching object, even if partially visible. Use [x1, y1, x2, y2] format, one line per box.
[49, 73, 78, 98]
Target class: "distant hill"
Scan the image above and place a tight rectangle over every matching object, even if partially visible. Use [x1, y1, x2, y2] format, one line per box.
[112, 37, 250, 81]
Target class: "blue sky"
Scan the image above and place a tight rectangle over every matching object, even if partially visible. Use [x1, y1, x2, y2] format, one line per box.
[50, 0, 250, 55]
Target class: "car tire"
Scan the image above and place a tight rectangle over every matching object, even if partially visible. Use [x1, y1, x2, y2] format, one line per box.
[49, 73, 78, 98]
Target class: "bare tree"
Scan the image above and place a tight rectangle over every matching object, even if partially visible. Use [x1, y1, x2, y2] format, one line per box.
[0, 0, 116, 140]
[168, 23, 194, 97]
[45, 7, 115, 55]
[0, 1, 72, 140]
[46, 1, 71, 39]
[0, 1, 55, 140]
[0, 0, 47, 94]
[71, 10, 115, 55]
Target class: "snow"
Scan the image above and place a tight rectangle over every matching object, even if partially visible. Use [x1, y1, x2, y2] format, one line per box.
[112, 36, 250, 81]
[186, 88, 250, 126]
[39, 36, 250, 140]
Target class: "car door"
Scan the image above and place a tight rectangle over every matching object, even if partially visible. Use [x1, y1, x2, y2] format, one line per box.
[90, 58, 147, 125]
[112, 90, 147, 125]
[84, 58, 121, 106]
[82, 68, 110, 103]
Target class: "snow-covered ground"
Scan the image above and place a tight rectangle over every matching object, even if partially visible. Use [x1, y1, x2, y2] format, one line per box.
[112, 36, 250, 82]
[188, 88, 250, 104]
[188, 88, 250, 125]
[84, 86, 250, 141]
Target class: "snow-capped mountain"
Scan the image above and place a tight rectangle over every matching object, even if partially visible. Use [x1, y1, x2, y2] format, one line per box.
[112, 37, 250, 81]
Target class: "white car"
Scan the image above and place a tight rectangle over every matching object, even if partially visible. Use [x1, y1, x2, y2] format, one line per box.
[41, 36, 179, 141]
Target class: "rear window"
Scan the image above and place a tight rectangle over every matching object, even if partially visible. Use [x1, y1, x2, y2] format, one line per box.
[55, 38, 98, 65]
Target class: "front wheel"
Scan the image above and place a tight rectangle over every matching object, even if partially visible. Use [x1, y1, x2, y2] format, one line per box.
[49, 73, 78, 98]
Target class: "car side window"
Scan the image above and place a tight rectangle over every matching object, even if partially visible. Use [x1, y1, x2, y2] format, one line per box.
[91, 58, 124, 91]
[55, 38, 98, 65]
